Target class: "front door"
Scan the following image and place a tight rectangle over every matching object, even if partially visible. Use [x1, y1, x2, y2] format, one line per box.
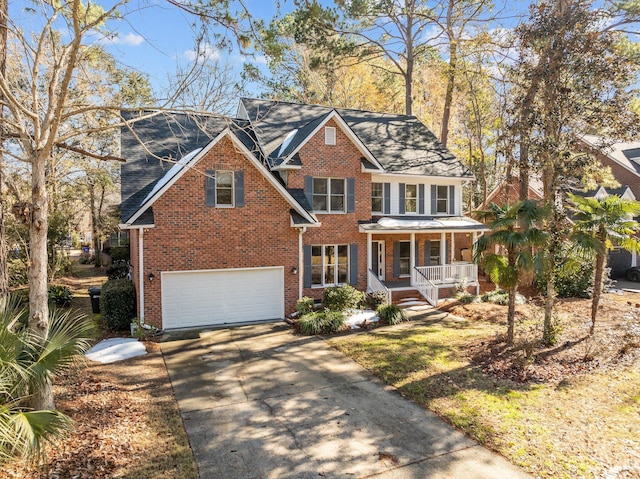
[371, 241, 385, 280]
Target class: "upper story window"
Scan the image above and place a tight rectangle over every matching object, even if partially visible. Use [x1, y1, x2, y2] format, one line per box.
[313, 177, 345, 213]
[371, 182, 383, 213]
[216, 171, 234, 206]
[405, 184, 418, 213]
[325, 127, 336, 145]
[206, 170, 245, 208]
[436, 185, 449, 213]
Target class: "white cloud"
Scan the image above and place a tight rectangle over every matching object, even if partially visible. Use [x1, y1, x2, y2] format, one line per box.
[100, 32, 145, 47]
[184, 44, 220, 62]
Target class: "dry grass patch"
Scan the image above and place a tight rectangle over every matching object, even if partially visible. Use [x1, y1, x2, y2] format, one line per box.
[2, 259, 198, 479]
[328, 295, 640, 479]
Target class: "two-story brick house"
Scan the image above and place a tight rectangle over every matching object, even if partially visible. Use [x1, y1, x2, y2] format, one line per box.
[120, 99, 487, 330]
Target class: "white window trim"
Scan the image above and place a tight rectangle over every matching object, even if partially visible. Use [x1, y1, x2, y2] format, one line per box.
[311, 244, 349, 287]
[325, 126, 336, 146]
[216, 170, 235, 208]
[372, 182, 383, 214]
[313, 177, 346, 214]
[436, 185, 449, 214]
[405, 184, 418, 214]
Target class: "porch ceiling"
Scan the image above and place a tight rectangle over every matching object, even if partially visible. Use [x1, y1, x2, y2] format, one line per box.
[359, 215, 488, 233]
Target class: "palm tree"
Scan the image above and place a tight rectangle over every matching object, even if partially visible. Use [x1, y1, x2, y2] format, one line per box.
[569, 193, 640, 336]
[474, 200, 549, 345]
[0, 294, 94, 463]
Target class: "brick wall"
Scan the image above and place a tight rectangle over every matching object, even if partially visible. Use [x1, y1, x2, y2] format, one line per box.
[288, 119, 372, 301]
[597, 153, 640, 199]
[139, 135, 299, 328]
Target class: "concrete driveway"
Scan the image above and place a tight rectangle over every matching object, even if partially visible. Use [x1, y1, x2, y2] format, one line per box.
[161, 323, 531, 479]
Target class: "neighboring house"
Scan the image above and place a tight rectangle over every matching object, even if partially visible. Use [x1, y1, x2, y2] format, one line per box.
[120, 99, 487, 330]
[477, 135, 640, 277]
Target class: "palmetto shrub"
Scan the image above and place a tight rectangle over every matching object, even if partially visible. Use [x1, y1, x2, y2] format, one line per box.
[0, 294, 95, 464]
[376, 304, 407, 325]
[296, 310, 346, 335]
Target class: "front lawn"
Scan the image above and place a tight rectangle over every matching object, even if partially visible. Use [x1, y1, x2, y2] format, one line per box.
[328, 299, 640, 479]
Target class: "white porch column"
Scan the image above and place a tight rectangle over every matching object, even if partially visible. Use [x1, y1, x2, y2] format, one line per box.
[367, 233, 372, 288]
[472, 231, 479, 295]
[450, 232, 455, 263]
[410, 232, 416, 284]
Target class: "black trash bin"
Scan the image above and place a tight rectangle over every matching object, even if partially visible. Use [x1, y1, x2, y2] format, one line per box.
[88, 286, 101, 314]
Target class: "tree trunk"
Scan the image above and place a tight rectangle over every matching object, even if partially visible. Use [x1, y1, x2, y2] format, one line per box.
[0, 0, 8, 296]
[507, 287, 516, 346]
[89, 183, 102, 267]
[29, 153, 53, 410]
[590, 249, 606, 336]
[440, 0, 457, 147]
[441, 43, 457, 144]
[404, 45, 413, 115]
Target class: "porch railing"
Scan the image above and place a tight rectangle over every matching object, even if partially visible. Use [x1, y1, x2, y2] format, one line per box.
[367, 268, 392, 305]
[413, 262, 477, 285]
[411, 267, 438, 306]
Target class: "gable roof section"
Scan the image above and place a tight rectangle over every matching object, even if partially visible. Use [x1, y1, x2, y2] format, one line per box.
[123, 125, 318, 227]
[240, 98, 472, 178]
[581, 134, 640, 177]
[120, 111, 230, 222]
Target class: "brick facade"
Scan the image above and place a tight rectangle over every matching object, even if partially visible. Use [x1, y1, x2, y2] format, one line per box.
[133, 135, 299, 328]
[127, 117, 479, 329]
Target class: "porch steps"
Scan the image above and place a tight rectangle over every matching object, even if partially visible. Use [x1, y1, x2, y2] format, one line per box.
[396, 297, 433, 312]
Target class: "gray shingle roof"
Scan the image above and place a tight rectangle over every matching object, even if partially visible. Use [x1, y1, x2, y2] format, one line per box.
[120, 111, 230, 222]
[240, 98, 472, 178]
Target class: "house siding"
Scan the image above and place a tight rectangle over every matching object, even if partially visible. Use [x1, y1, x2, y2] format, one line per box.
[139, 135, 299, 328]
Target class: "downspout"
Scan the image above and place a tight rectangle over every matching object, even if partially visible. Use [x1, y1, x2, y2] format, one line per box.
[298, 226, 307, 300]
[138, 227, 145, 325]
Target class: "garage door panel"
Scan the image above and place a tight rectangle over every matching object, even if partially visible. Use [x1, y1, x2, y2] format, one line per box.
[161, 267, 284, 329]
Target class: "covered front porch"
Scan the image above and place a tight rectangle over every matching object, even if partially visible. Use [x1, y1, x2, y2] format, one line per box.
[360, 217, 488, 306]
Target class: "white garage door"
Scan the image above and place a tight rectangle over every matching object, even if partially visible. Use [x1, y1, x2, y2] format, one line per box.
[161, 267, 284, 329]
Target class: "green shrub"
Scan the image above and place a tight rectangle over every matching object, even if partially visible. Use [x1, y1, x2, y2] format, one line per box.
[481, 289, 510, 305]
[78, 255, 94, 265]
[365, 290, 389, 309]
[48, 285, 73, 308]
[296, 310, 346, 335]
[455, 291, 477, 304]
[323, 284, 364, 312]
[376, 304, 407, 325]
[106, 260, 130, 280]
[109, 245, 130, 262]
[100, 278, 136, 331]
[8, 257, 27, 287]
[295, 296, 315, 315]
[534, 244, 594, 298]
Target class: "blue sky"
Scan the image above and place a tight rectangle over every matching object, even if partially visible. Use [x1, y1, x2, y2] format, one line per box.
[99, 0, 281, 97]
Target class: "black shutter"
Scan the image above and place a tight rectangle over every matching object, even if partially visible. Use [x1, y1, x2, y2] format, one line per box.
[347, 178, 355, 213]
[349, 243, 358, 285]
[234, 171, 244, 207]
[399, 183, 406, 215]
[418, 184, 425, 214]
[383, 183, 391, 214]
[431, 185, 437, 214]
[303, 245, 312, 288]
[205, 170, 216, 206]
[393, 241, 400, 277]
[415, 241, 419, 267]
[449, 185, 455, 215]
[304, 176, 313, 209]
[424, 240, 431, 266]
